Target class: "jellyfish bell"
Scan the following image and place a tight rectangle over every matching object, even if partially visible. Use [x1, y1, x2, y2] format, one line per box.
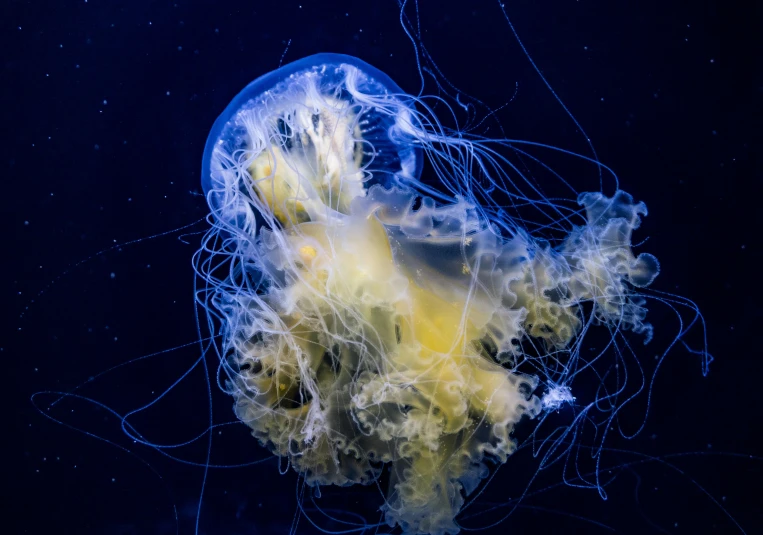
[201, 53, 422, 225]
[198, 53, 661, 535]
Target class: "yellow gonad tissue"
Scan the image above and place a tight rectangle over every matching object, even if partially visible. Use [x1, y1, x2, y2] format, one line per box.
[198, 53, 659, 534]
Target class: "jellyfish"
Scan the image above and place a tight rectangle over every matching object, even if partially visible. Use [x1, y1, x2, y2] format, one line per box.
[197, 53, 661, 535]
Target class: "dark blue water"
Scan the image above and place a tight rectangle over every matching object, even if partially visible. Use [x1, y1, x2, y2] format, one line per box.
[5, 1, 760, 534]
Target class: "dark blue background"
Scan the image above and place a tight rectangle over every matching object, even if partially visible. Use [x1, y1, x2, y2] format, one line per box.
[4, 1, 760, 534]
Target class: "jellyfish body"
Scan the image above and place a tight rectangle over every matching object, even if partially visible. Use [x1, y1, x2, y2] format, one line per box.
[199, 53, 659, 535]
